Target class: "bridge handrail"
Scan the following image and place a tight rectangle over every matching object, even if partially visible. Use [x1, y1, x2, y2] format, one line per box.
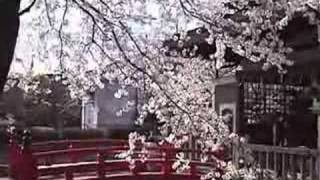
[36, 157, 217, 179]
[9, 139, 225, 180]
[31, 139, 128, 152]
[32, 139, 128, 146]
[34, 146, 222, 157]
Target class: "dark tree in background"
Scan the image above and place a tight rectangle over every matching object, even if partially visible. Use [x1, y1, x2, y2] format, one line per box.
[24, 74, 81, 127]
[2, 74, 81, 128]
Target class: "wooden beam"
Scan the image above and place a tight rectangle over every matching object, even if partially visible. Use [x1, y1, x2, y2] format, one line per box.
[310, 98, 320, 180]
[318, 1, 320, 44]
[318, 112, 320, 149]
[214, 75, 237, 86]
[317, 112, 320, 180]
[318, 23, 320, 43]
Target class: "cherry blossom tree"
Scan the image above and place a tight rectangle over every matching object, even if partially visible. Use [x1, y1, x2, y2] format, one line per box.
[8, 0, 318, 150]
[5, 0, 320, 178]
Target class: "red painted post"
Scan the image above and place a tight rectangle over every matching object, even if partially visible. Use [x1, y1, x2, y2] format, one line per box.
[8, 128, 38, 180]
[8, 139, 19, 179]
[21, 148, 39, 180]
[97, 152, 105, 178]
[68, 143, 76, 163]
[163, 147, 171, 175]
[165, 151, 170, 175]
[65, 167, 74, 180]
[65, 142, 75, 180]
[190, 163, 196, 177]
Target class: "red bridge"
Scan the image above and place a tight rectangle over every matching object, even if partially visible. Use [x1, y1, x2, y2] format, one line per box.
[8, 138, 224, 180]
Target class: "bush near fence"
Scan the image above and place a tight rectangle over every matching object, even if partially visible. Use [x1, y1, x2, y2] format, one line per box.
[31, 127, 105, 142]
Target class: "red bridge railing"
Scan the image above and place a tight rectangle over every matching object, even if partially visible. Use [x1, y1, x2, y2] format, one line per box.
[9, 138, 223, 180]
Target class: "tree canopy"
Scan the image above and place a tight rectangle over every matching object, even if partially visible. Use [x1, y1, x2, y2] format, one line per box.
[4, 0, 319, 154]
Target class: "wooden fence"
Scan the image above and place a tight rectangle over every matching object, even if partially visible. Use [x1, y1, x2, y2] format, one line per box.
[241, 143, 319, 180]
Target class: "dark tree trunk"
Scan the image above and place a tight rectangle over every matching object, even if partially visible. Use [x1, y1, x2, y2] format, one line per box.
[0, 0, 21, 94]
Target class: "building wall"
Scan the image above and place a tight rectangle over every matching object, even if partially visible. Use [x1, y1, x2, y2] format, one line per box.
[95, 84, 137, 130]
[82, 83, 138, 134]
[215, 81, 240, 133]
[81, 99, 97, 129]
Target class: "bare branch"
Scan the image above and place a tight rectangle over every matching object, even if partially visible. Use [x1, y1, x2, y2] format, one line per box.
[58, 0, 69, 70]
[179, 0, 219, 29]
[98, 0, 115, 13]
[72, 0, 111, 37]
[82, 27, 136, 84]
[77, 0, 115, 26]
[44, 0, 53, 27]
[119, 21, 151, 60]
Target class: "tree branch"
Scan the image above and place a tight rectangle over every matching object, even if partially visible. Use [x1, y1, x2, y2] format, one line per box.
[18, 0, 37, 16]
[77, 0, 115, 26]
[44, 0, 53, 27]
[179, 0, 213, 25]
[81, 23, 137, 84]
[58, 0, 69, 70]
[111, 30, 193, 120]
[72, 0, 111, 37]
[179, 0, 224, 34]
[98, 0, 115, 13]
[119, 21, 151, 60]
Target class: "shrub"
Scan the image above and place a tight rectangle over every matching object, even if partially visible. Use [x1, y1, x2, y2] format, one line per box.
[31, 126, 106, 142]
[31, 126, 58, 142]
[108, 129, 133, 140]
[62, 128, 104, 140]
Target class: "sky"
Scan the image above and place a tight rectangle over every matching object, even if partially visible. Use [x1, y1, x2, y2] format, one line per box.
[11, 0, 201, 77]
[12, 0, 83, 76]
